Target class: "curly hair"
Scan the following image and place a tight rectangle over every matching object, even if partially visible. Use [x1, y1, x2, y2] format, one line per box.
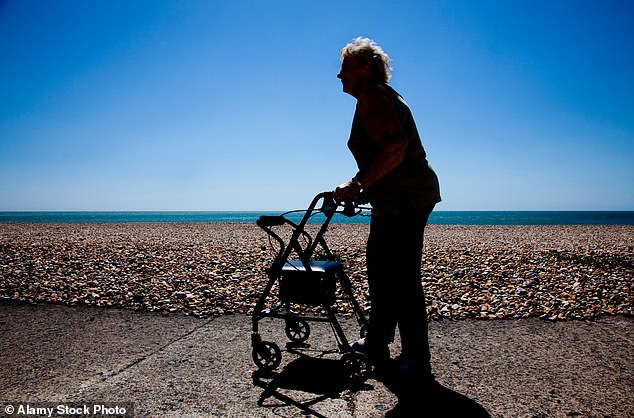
[340, 37, 392, 84]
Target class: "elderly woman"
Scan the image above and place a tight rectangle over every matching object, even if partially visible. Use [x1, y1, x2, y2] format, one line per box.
[333, 37, 441, 380]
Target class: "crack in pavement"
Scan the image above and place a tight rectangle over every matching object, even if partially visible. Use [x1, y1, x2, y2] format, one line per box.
[72, 317, 216, 397]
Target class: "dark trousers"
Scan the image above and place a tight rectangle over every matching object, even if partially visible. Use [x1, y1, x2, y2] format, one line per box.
[365, 204, 434, 372]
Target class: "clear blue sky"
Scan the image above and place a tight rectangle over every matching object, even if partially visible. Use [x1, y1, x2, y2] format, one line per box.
[1, 0, 632, 211]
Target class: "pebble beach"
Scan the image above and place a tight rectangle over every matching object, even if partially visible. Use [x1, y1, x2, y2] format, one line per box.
[1, 223, 632, 321]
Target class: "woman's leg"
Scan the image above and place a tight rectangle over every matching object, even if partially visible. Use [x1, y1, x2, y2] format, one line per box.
[364, 214, 399, 363]
[396, 205, 434, 375]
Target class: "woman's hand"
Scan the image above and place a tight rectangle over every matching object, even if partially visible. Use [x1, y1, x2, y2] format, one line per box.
[334, 178, 362, 201]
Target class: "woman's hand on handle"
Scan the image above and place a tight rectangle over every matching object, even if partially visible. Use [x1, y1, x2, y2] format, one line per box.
[334, 178, 362, 202]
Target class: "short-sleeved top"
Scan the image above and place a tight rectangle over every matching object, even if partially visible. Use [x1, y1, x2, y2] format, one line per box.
[347, 85, 441, 216]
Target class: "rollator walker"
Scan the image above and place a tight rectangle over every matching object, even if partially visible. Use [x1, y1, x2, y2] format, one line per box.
[251, 191, 371, 385]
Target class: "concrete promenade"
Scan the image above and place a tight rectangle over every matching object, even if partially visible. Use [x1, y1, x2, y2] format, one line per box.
[1, 303, 632, 417]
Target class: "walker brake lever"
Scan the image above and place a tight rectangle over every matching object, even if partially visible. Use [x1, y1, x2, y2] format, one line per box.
[343, 200, 356, 217]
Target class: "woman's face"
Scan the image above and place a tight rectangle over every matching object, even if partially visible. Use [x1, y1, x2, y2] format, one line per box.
[337, 55, 371, 98]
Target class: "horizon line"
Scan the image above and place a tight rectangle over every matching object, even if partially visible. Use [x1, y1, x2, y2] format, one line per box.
[1, 209, 633, 213]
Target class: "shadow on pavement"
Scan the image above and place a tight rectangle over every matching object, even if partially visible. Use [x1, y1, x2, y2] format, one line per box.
[252, 351, 491, 418]
[252, 353, 372, 417]
[380, 372, 492, 418]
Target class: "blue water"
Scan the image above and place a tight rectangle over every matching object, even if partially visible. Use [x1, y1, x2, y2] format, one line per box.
[1, 211, 633, 225]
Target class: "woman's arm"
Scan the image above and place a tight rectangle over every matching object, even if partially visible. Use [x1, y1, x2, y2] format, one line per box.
[334, 85, 408, 201]
[354, 85, 408, 187]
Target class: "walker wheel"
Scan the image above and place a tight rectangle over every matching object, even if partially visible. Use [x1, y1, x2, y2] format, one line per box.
[252, 341, 282, 371]
[341, 351, 372, 386]
[284, 318, 310, 343]
[359, 323, 368, 338]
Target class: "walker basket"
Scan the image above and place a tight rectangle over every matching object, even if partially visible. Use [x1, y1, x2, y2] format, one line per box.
[279, 260, 340, 306]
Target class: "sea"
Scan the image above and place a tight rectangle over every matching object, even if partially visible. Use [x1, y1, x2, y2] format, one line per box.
[1, 211, 633, 225]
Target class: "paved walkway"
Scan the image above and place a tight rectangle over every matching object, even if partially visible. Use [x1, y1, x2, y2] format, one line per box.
[1, 303, 632, 417]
